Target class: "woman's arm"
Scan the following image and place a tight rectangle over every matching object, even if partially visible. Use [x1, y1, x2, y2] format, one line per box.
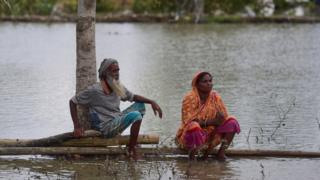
[201, 93, 228, 127]
[201, 111, 225, 127]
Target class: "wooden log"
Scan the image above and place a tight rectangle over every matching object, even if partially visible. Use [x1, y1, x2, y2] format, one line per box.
[0, 131, 159, 147]
[221, 149, 320, 158]
[61, 134, 159, 147]
[0, 147, 319, 158]
[0, 133, 73, 147]
[148, 148, 320, 158]
[0, 130, 101, 147]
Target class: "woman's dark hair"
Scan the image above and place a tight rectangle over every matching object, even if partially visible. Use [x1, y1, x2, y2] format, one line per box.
[196, 72, 212, 84]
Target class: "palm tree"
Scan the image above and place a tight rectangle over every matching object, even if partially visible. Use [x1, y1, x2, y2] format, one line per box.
[75, 0, 96, 130]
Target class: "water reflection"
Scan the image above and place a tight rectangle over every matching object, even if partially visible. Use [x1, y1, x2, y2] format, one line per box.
[1, 156, 319, 180]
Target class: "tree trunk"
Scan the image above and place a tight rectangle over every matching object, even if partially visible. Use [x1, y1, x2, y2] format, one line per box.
[76, 0, 97, 130]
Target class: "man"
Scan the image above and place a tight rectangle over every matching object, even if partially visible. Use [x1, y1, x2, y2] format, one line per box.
[69, 58, 163, 159]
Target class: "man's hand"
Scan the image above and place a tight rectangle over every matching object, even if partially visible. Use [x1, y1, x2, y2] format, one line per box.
[73, 127, 84, 138]
[132, 95, 163, 119]
[151, 101, 163, 119]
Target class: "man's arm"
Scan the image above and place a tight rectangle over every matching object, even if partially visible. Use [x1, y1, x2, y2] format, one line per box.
[133, 94, 163, 118]
[69, 99, 84, 137]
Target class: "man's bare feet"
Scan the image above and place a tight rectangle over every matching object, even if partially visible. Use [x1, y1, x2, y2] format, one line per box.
[127, 147, 141, 161]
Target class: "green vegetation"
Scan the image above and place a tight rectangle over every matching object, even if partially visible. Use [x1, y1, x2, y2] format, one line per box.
[96, 0, 120, 13]
[206, 15, 244, 23]
[0, 0, 58, 16]
[61, 0, 77, 14]
[205, 0, 256, 14]
[132, 0, 175, 13]
[274, 0, 291, 11]
[0, 0, 318, 18]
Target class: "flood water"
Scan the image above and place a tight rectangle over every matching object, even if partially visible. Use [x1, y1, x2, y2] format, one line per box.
[0, 22, 319, 179]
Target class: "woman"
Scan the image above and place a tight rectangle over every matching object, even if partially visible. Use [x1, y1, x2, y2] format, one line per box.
[176, 71, 240, 160]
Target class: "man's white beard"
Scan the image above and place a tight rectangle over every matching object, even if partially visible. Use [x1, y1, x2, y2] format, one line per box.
[107, 77, 126, 99]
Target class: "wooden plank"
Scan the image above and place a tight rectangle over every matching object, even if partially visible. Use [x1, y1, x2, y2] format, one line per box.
[0, 147, 319, 158]
[0, 131, 159, 147]
[0, 130, 101, 147]
[60, 134, 159, 147]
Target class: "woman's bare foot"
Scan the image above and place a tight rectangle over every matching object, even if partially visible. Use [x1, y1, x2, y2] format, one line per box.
[188, 149, 196, 160]
[217, 155, 227, 161]
[217, 151, 227, 161]
[217, 138, 230, 161]
[198, 149, 209, 161]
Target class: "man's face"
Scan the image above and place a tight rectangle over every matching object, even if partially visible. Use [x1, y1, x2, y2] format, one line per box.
[107, 63, 120, 80]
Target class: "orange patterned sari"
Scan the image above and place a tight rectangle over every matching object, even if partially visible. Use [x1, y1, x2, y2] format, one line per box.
[176, 72, 230, 150]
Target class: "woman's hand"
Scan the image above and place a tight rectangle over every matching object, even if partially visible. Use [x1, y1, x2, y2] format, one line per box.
[192, 119, 206, 127]
[214, 111, 225, 126]
[198, 121, 206, 128]
[196, 112, 225, 127]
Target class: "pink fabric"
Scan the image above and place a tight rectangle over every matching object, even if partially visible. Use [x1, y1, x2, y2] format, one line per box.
[216, 117, 241, 134]
[184, 128, 207, 150]
[182, 118, 240, 151]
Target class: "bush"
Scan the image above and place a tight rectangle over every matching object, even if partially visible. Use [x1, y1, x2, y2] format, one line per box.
[205, 0, 256, 14]
[132, 0, 176, 14]
[273, 0, 291, 13]
[0, 0, 58, 16]
[60, 0, 77, 14]
[96, 0, 116, 13]
[34, 0, 57, 15]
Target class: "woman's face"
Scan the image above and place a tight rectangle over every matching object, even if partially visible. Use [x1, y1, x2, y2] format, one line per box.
[196, 74, 213, 93]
